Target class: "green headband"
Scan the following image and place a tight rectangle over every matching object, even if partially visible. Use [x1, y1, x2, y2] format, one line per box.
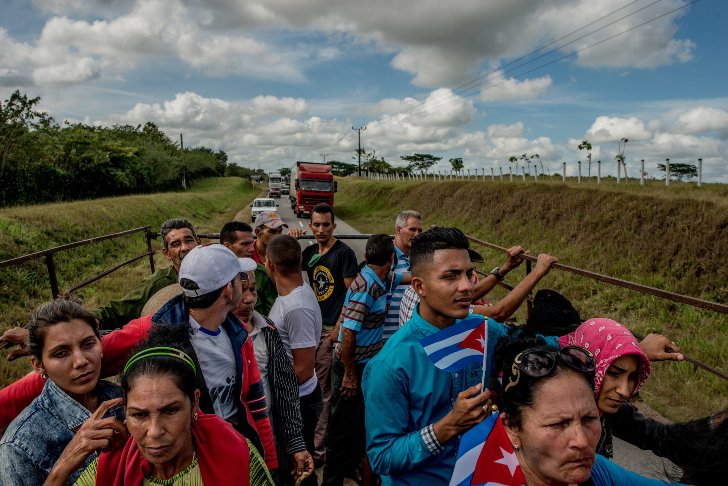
[123, 346, 197, 375]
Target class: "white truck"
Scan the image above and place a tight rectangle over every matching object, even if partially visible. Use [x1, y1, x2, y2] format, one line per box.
[268, 171, 282, 198]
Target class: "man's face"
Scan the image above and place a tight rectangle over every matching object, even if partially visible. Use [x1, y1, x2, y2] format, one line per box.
[162, 228, 199, 271]
[309, 212, 336, 245]
[228, 273, 243, 310]
[235, 272, 257, 323]
[395, 217, 423, 252]
[255, 225, 284, 247]
[225, 231, 255, 258]
[413, 249, 474, 321]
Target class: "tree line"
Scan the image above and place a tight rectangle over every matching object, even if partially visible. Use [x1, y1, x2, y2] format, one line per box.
[0, 91, 249, 207]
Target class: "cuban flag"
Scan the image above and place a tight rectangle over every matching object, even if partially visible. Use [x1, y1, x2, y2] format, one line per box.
[450, 412, 526, 486]
[420, 316, 488, 373]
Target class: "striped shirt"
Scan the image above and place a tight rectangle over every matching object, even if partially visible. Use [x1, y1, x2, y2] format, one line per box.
[339, 266, 403, 363]
[382, 244, 410, 340]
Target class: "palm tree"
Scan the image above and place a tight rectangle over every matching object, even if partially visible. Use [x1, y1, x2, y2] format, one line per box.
[578, 140, 592, 178]
[530, 153, 542, 174]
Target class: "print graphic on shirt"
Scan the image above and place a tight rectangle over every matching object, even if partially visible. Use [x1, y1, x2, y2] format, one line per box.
[209, 374, 236, 410]
[312, 265, 335, 301]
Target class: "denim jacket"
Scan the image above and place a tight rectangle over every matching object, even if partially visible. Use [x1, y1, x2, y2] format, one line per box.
[0, 378, 122, 485]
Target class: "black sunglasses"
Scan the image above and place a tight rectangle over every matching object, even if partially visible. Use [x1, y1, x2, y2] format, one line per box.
[505, 346, 595, 392]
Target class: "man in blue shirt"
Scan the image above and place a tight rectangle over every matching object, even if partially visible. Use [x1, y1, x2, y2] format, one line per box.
[322, 234, 406, 486]
[382, 210, 422, 341]
[362, 227, 558, 485]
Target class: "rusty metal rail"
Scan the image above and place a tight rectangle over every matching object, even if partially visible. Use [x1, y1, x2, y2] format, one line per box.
[0, 226, 156, 299]
[467, 235, 728, 382]
[466, 235, 728, 315]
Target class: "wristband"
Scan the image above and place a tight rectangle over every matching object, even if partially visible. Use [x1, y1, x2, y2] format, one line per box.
[490, 266, 505, 282]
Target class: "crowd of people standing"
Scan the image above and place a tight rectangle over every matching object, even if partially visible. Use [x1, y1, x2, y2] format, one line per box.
[0, 204, 725, 485]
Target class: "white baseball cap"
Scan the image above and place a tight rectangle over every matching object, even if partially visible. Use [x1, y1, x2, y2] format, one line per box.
[179, 244, 241, 297]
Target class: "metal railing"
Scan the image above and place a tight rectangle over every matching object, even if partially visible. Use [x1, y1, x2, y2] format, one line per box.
[2, 226, 725, 381]
[465, 234, 728, 382]
[0, 226, 156, 299]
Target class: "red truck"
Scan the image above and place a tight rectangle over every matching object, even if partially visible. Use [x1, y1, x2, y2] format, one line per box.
[289, 161, 337, 218]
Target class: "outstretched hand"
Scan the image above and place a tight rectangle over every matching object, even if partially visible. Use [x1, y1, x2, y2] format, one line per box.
[502, 246, 526, 272]
[0, 327, 31, 361]
[533, 253, 558, 275]
[288, 228, 307, 239]
[639, 333, 684, 362]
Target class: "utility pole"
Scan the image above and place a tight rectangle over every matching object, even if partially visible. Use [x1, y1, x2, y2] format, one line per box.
[353, 126, 366, 176]
[320, 153, 329, 163]
[180, 134, 186, 190]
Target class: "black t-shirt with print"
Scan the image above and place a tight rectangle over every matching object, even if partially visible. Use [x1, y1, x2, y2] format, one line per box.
[302, 239, 358, 326]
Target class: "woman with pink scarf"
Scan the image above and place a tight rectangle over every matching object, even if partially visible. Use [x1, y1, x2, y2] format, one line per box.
[558, 318, 727, 485]
[559, 318, 651, 458]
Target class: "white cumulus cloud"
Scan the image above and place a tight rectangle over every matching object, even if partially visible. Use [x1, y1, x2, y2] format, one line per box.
[586, 116, 652, 143]
[479, 73, 552, 102]
[674, 107, 728, 134]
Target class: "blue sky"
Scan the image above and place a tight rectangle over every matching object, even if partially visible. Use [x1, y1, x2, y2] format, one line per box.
[2, 0, 727, 181]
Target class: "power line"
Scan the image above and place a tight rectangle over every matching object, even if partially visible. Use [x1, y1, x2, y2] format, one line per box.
[368, 0, 698, 130]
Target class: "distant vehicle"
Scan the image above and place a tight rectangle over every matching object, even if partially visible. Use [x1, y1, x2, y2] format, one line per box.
[251, 197, 278, 220]
[282, 175, 290, 195]
[268, 171, 282, 198]
[289, 161, 337, 218]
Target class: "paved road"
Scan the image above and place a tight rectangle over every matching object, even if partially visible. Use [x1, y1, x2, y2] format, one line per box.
[245, 196, 676, 481]
[245, 194, 368, 262]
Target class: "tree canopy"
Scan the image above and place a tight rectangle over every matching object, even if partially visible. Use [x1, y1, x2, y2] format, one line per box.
[449, 157, 464, 173]
[657, 162, 698, 181]
[0, 90, 233, 206]
[400, 153, 441, 175]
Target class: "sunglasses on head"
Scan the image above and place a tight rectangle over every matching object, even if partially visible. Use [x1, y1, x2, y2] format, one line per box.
[505, 346, 595, 392]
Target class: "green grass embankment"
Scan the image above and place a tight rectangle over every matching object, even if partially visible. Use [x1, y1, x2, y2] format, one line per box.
[0, 177, 258, 385]
[335, 178, 728, 421]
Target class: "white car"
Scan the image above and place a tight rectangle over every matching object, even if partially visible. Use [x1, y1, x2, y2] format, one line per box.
[251, 197, 278, 220]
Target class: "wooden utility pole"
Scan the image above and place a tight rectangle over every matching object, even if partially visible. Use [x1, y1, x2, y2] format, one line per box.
[352, 126, 366, 176]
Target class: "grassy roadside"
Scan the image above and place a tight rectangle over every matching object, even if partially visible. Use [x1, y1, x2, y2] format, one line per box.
[335, 178, 728, 421]
[0, 177, 259, 385]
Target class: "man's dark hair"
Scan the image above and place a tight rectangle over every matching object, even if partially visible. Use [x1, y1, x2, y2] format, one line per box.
[266, 234, 302, 274]
[219, 221, 253, 244]
[161, 219, 198, 249]
[365, 234, 394, 266]
[310, 203, 335, 223]
[181, 282, 227, 310]
[410, 226, 470, 276]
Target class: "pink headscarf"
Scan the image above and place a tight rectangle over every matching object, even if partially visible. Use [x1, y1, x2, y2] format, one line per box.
[558, 317, 651, 398]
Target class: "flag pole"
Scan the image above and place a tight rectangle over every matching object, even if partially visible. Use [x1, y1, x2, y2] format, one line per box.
[480, 321, 488, 390]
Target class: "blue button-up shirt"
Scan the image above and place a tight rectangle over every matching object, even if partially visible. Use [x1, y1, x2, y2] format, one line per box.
[0, 378, 122, 485]
[362, 306, 558, 485]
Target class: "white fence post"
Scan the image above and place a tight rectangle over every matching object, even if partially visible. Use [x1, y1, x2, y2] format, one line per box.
[578, 161, 581, 183]
[562, 162, 566, 182]
[491, 168, 494, 181]
[617, 159, 621, 184]
[665, 158, 670, 186]
[499, 167, 503, 182]
[697, 158, 702, 187]
[640, 159, 645, 187]
[597, 161, 601, 184]
[509, 166, 513, 182]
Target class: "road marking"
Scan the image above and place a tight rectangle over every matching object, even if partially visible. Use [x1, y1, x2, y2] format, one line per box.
[298, 221, 303, 227]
